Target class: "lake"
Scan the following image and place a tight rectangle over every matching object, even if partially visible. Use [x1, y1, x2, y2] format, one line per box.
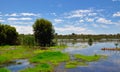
[1, 41, 120, 72]
[55, 41, 120, 72]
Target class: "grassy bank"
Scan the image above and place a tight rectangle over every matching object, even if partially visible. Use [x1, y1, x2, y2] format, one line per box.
[30, 51, 70, 65]
[0, 45, 107, 71]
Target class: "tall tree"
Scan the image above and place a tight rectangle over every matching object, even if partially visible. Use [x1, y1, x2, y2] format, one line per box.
[0, 23, 18, 45]
[33, 18, 55, 47]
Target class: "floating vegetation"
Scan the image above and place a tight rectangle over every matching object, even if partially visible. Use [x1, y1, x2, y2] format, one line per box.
[20, 63, 53, 72]
[65, 61, 87, 68]
[30, 51, 70, 65]
[74, 54, 101, 62]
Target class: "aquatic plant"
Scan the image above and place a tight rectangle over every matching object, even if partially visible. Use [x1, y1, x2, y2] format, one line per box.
[65, 61, 87, 68]
[0, 68, 10, 72]
[30, 51, 69, 65]
[20, 63, 53, 72]
[74, 54, 101, 62]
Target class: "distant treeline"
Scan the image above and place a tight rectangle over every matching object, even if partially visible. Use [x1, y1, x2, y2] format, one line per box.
[55, 33, 120, 41]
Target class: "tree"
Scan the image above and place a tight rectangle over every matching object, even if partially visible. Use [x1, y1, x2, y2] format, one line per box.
[33, 18, 55, 47]
[0, 23, 18, 45]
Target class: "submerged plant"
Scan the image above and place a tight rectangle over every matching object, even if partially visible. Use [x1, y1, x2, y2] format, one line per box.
[0, 68, 10, 72]
[20, 63, 53, 72]
[115, 43, 119, 48]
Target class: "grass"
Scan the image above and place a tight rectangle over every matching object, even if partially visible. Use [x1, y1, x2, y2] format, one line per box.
[30, 51, 70, 65]
[0, 45, 107, 71]
[20, 63, 53, 72]
[65, 61, 87, 68]
[0, 68, 10, 72]
[0, 56, 9, 64]
[74, 54, 101, 62]
[0, 46, 35, 64]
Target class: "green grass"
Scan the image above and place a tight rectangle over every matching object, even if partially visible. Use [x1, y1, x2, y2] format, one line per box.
[20, 63, 53, 72]
[0, 46, 35, 64]
[74, 54, 101, 62]
[0, 56, 9, 64]
[30, 51, 70, 65]
[65, 61, 87, 68]
[0, 68, 10, 72]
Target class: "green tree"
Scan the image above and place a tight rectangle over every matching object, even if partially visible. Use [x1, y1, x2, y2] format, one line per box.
[0, 23, 18, 45]
[33, 18, 55, 47]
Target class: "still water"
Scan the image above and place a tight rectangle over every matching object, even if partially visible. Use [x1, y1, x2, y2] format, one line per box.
[56, 42, 120, 72]
[2, 41, 120, 72]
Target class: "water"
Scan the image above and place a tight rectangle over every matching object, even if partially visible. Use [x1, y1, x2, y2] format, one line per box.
[2, 59, 33, 72]
[1, 41, 120, 72]
[60, 42, 120, 72]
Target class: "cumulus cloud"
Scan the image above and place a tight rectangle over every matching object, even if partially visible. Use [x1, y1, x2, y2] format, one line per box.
[13, 25, 33, 34]
[7, 17, 32, 21]
[86, 18, 94, 22]
[96, 18, 113, 24]
[54, 19, 64, 23]
[113, 12, 120, 17]
[5, 13, 18, 16]
[64, 9, 97, 18]
[55, 25, 93, 34]
[50, 13, 57, 16]
[5, 13, 40, 17]
[92, 24, 99, 27]
[20, 13, 40, 16]
[8, 21, 33, 25]
[100, 24, 109, 28]
[0, 19, 5, 22]
[79, 20, 84, 23]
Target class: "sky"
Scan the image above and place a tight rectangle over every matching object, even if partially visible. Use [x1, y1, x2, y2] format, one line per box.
[0, 0, 120, 35]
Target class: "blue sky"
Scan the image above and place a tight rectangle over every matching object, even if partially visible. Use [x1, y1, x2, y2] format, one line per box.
[0, 0, 120, 34]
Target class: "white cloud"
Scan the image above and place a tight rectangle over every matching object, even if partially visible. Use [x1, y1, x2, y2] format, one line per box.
[0, 19, 5, 22]
[86, 18, 94, 22]
[5, 13, 18, 16]
[55, 25, 93, 34]
[92, 24, 98, 27]
[64, 9, 97, 18]
[13, 25, 33, 34]
[96, 18, 113, 24]
[54, 19, 63, 23]
[79, 20, 84, 23]
[7, 17, 32, 21]
[5, 13, 40, 17]
[113, 12, 120, 17]
[100, 24, 109, 28]
[8, 21, 33, 25]
[20, 13, 40, 16]
[50, 13, 57, 16]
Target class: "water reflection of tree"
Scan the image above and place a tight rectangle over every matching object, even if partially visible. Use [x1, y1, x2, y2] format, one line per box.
[88, 41, 93, 46]
[88, 38, 93, 46]
[72, 39, 77, 46]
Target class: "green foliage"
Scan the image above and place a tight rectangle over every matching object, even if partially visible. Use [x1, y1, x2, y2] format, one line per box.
[0, 23, 19, 45]
[74, 54, 101, 62]
[30, 51, 69, 65]
[19, 34, 36, 46]
[65, 61, 87, 68]
[0, 68, 10, 72]
[0, 46, 34, 62]
[20, 63, 53, 72]
[33, 18, 55, 47]
[0, 56, 8, 64]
